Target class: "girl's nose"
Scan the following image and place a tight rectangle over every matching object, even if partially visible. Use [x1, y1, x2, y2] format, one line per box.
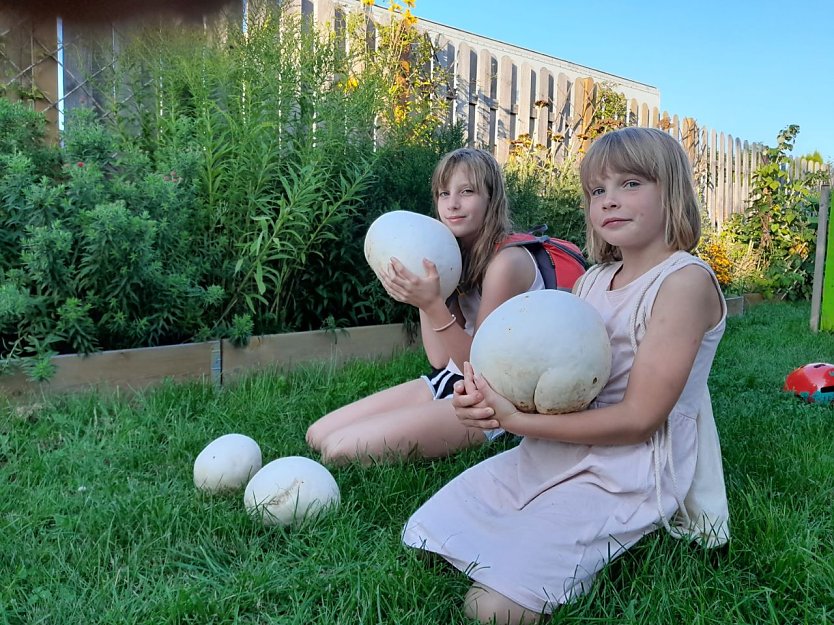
[602, 193, 618, 209]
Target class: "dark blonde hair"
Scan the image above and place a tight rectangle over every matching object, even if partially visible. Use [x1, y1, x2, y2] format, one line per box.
[431, 147, 512, 292]
[579, 127, 701, 263]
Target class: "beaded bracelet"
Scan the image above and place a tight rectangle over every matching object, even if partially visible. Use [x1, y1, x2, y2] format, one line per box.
[433, 315, 457, 332]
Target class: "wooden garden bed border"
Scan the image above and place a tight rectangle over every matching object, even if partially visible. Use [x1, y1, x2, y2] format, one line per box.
[0, 293, 763, 401]
[0, 323, 420, 400]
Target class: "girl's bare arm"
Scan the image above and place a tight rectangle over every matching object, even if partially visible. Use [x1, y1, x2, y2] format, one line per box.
[455, 265, 722, 445]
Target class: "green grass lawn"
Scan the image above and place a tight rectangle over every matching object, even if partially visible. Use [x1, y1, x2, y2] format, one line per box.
[2, 301, 833, 624]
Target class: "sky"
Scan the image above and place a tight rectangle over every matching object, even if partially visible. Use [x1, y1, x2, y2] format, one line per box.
[409, 0, 833, 163]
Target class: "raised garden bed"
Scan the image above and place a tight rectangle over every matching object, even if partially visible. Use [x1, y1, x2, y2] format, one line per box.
[0, 323, 419, 400]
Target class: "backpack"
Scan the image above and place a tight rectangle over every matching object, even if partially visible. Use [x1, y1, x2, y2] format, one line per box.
[498, 226, 588, 291]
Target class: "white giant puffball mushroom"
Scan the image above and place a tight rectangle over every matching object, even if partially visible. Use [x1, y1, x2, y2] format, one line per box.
[193, 433, 262, 493]
[470, 290, 612, 414]
[364, 210, 462, 300]
[243, 456, 341, 527]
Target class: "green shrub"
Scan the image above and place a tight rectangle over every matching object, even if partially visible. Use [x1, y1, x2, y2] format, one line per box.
[0, 105, 219, 368]
[0, 0, 454, 376]
[721, 125, 828, 300]
[504, 138, 586, 247]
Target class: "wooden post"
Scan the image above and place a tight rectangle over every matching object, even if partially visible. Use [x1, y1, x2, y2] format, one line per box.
[577, 76, 595, 155]
[535, 67, 552, 148]
[517, 62, 532, 138]
[812, 184, 832, 332]
[553, 71, 569, 161]
[628, 98, 638, 127]
[456, 42, 472, 143]
[496, 54, 514, 162]
[478, 48, 495, 152]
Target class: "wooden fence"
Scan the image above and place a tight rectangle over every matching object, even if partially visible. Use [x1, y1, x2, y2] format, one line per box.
[1, 0, 828, 228]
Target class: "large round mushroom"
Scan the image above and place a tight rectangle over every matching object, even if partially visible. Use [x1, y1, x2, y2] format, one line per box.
[470, 290, 611, 414]
[364, 210, 462, 300]
[243, 456, 340, 527]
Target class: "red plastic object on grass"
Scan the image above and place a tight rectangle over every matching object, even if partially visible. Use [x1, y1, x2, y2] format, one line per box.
[783, 363, 834, 404]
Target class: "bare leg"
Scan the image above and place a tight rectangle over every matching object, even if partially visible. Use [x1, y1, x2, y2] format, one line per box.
[307, 374, 489, 464]
[464, 584, 543, 625]
[314, 396, 485, 465]
[306, 379, 434, 451]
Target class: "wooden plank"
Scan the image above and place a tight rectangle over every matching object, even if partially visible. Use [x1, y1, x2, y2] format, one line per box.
[741, 140, 750, 214]
[517, 62, 533, 138]
[496, 54, 514, 162]
[813, 184, 831, 332]
[535, 67, 552, 148]
[734, 137, 743, 215]
[710, 128, 718, 227]
[628, 98, 638, 127]
[443, 41, 457, 127]
[717, 132, 726, 226]
[315, 0, 334, 28]
[32, 18, 59, 133]
[681, 117, 697, 162]
[553, 72, 569, 161]
[576, 76, 595, 155]
[0, 342, 218, 399]
[479, 48, 496, 152]
[454, 41, 469, 131]
[221, 324, 420, 384]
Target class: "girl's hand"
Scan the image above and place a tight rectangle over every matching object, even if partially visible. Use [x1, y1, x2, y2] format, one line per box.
[453, 362, 521, 430]
[380, 257, 443, 310]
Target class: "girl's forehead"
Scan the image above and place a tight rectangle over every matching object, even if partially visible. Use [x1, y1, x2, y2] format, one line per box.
[443, 163, 475, 185]
[587, 167, 626, 183]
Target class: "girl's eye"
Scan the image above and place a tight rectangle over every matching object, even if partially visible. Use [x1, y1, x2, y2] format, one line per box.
[438, 191, 450, 198]
[591, 188, 604, 196]
[461, 188, 473, 195]
[624, 180, 641, 188]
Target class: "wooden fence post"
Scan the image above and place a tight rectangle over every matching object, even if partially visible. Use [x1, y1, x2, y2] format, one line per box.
[812, 184, 832, 332]
[576, 76, 595, 155]
[496, 54, 514, 162]
[517, 62, 532, 139]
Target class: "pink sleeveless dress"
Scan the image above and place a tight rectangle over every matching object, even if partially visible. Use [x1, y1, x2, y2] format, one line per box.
[402, 252, 727, 613]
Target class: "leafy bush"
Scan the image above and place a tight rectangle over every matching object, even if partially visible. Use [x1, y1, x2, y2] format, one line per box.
[0, 0, 454, 376]
[721, 125, 828, 299]
[504, 135, 586, 247]
[0, 106, 220, 373]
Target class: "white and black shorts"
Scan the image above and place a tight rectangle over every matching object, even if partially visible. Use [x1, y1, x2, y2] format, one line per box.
[421, 366, 464, 400]
[420, 365, 506, 442]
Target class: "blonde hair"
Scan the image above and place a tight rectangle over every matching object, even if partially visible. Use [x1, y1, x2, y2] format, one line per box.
[431, 148, 512, 292]
[579, 127, 701, 263]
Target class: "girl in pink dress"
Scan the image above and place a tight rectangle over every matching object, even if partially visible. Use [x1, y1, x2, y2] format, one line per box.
[306, 148, 546, 464]
[403, 127, 729, 624]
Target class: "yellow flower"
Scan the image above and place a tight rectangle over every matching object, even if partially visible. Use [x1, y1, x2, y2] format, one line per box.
[698, 241, 732, 287]
[342, 74, 359, 93]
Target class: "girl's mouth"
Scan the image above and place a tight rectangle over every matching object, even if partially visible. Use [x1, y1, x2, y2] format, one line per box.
[602, 218, 629, 227]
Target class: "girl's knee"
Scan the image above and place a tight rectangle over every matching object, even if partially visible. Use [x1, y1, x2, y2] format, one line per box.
[318, 434, 370, 466]
[464, 584, 542, 625]
[305, 422, 323, 451]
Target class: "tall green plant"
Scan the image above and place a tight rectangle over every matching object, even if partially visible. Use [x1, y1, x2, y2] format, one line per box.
[104, 3, 388, 335]
[503, 138, 585, 246]
[722, 125, 828, 299]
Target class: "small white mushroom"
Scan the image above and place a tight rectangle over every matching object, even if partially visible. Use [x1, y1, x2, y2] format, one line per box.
[243, 456, 341, 527]
[193, 433, 262, 493]
[364, 210, 462, 300]
[470, 290, 612, 414]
